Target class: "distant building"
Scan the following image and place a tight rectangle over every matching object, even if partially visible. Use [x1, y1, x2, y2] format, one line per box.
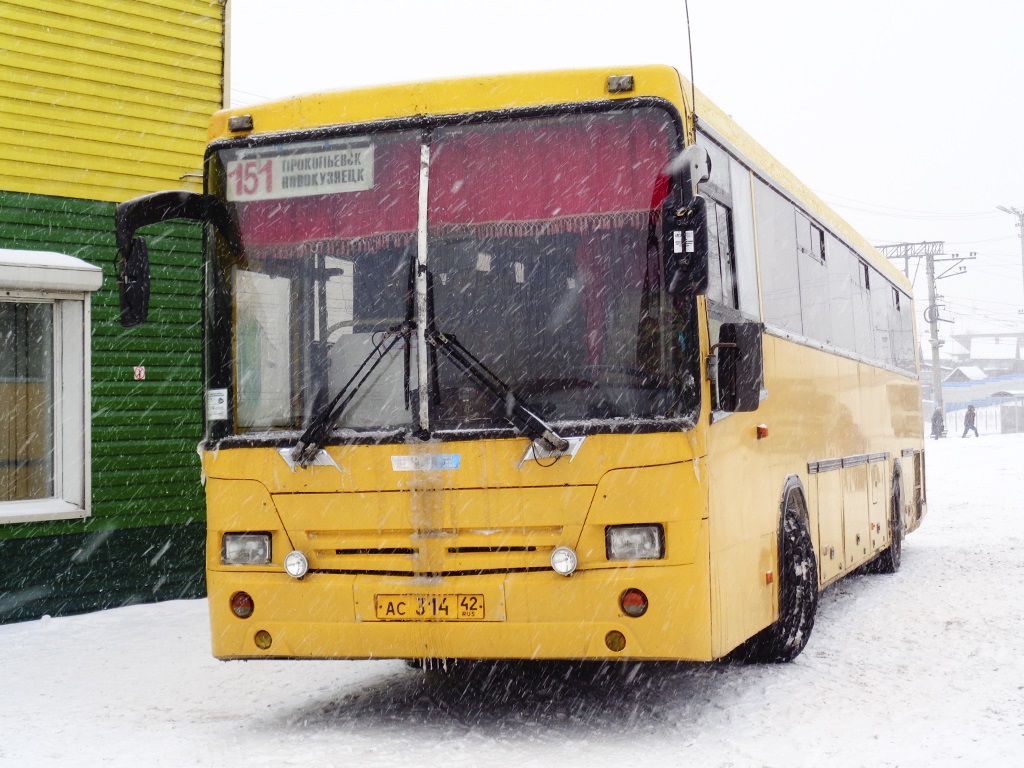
[920, 331, 1024, 415]
[949, 332, 1024, 376]
[944, 366, 986, 383]
[1, 1, 226, 623]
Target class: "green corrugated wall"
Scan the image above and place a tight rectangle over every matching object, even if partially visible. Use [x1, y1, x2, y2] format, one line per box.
[0, 0, 224, 622]
[0, 189, 207, 622]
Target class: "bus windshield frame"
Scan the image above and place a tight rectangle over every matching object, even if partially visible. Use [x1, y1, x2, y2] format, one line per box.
[202, 100, 702, 447]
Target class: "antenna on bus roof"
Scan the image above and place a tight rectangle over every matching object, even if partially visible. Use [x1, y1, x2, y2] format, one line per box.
[684, 0, 697, 118]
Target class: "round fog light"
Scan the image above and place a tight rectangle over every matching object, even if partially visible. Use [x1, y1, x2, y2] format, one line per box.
[254, 630, 273, 650]
[284, 550, 309, 579]
[550, 546, 578, 576]
[230, 591, 254, 619]
[620, 588, 649, 618]
[605, 630, 627, 652]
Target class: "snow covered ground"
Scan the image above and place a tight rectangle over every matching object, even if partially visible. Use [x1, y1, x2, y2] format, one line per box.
[2, 434, 1022, 767]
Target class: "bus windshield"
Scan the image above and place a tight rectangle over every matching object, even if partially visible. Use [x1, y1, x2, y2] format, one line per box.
[206, 105, 700, 440]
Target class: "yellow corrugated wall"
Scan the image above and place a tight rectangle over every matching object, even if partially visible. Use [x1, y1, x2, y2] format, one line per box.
[0, 0, 225, 203]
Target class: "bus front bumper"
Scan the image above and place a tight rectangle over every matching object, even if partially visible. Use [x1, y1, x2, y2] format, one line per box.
[207, 563, 713, 662]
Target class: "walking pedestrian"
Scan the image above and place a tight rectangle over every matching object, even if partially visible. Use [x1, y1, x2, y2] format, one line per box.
[962, 404, 979, 438]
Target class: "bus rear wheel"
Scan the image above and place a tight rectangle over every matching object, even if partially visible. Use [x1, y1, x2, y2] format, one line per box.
[738, 487, 819, 663]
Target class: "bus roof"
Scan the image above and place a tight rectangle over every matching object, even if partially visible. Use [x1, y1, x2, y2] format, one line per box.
[211, 63, 909, 292]
[209, 64, 687, 141]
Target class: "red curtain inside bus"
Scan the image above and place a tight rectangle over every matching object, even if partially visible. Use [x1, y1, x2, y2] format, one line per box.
[235, 114, 670, 253]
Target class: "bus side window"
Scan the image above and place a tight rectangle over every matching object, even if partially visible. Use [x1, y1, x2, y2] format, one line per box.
[796, 212, 832, 346]
[753, 179, 801, 334]
[728, 159, 759, 319]
[696, 131, 758, 315]
[706, 197, 738, 309]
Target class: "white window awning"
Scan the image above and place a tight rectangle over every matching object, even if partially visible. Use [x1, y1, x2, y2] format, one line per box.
[0, 248, 104, 293]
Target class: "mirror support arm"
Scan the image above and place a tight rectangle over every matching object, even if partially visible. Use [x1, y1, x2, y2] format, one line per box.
[113, 190, 240, 327]
[115, 191, 240, 256]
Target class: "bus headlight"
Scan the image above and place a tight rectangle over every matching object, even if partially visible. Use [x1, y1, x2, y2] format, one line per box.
[284, 550, 309, 579]
[605, 524, 665, 561]
[222, 533, 271, 565]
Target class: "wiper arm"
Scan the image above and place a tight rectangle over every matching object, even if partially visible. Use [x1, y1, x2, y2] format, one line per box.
[426, 328, 569, 453]
[291, 323, 412, 467]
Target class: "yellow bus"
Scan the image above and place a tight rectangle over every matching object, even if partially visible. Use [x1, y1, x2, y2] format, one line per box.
[115, 65, 926, 663]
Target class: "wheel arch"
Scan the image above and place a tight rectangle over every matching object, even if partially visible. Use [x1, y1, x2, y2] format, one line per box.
[779, 473, 810, 530]
[776, 473, 817, 583]
[733, 472, 819, 663]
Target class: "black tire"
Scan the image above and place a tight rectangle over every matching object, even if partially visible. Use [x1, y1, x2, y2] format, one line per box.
[738, 487, 819, 663]
[870, 475, 904, 575]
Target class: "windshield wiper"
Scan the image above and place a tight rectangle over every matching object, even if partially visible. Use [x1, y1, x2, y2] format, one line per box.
[291, 323, 412, 467]
[426, 328, 569, 453]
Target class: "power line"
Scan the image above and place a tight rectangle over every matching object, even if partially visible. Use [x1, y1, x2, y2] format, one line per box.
[229, 87, 274, 109]
[231, 86, 273, 100]
[944, 235, 1021, 245]
[820, 190, 1001, 216]
[818, 192, 1005, 220]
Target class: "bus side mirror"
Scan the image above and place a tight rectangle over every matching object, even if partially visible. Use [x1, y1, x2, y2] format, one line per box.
[119, 237, 150, 328]
[663, 145, 712, 296]
[717, 322, 763, 412]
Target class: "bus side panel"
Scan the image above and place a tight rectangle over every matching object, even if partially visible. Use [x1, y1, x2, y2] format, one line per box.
[842, 463, 871, 572]
[767, 335, 919, 585]
[867, 459, 889, 555]
[814, 471, 845, 583]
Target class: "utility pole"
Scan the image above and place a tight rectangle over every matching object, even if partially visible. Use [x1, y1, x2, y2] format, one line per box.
[923, 251, 945, 417]
[996, 205, 1024, 299]
[877, 241, 973, 419]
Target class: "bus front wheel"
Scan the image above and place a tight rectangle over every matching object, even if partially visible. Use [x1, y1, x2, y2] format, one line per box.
[738, 486, 819, 663]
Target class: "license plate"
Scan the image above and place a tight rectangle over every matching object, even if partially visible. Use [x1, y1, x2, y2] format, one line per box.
[374, 594, 485, 621]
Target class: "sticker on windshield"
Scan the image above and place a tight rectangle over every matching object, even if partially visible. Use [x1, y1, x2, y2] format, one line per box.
[206, 388, 228, 421]
[224, 141, 374, 202]
[391, 454, 461, 471]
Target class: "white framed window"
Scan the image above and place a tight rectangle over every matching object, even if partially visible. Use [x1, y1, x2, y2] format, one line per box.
[0, 249, 102, 524]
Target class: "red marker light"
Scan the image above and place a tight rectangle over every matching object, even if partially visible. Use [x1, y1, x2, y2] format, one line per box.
[230, 591, 255, 619]
[620, 588, 649, 618]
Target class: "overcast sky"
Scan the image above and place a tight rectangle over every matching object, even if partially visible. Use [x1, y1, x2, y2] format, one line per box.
[228, 0, 1024, 340]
